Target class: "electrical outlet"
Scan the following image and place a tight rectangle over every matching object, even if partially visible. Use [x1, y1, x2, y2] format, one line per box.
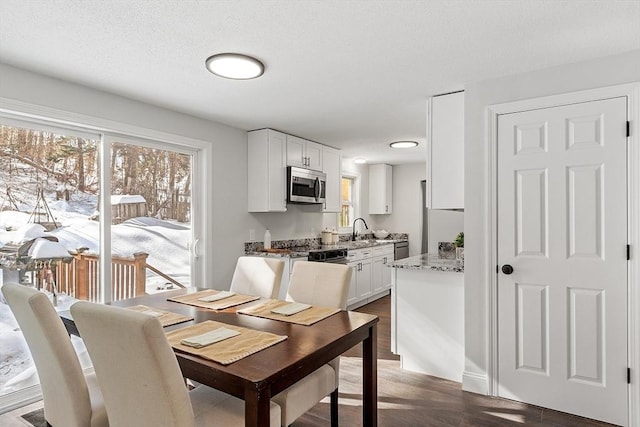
[249, 229, 255, 241]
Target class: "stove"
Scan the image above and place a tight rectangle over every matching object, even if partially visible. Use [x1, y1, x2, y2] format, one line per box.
[307, 247, 348, 264]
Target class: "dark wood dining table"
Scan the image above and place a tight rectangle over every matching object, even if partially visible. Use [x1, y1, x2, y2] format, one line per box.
[59, 288, 379, 427]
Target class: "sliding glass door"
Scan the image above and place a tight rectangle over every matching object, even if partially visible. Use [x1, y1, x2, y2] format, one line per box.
[0, 120, 203, 409]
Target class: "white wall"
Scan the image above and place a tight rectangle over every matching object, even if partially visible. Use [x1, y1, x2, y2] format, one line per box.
[0, 62, 429, 284]
[0, 62, 250, 285]
[463, 49, 640, 393]
[428, 210, 464, 255]
[370, 162, 426, 256]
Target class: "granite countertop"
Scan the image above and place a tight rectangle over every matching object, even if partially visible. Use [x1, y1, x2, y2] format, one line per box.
[245, 239, 402, 258]
[388, 253, 464, 273]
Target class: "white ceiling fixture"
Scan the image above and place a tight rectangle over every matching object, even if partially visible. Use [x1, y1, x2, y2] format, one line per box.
[390, 141, 418, 149]
[205, 53, 264, 80]
[354, 158, 367, 164]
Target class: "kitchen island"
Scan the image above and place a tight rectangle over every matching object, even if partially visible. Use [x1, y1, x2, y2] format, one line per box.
[389, 253, 464, 382]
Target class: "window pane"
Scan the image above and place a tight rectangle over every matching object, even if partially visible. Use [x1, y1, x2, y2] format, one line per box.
[340, 177, 354, 228]
[110, 142, 192, 295]
[0, 123, 99, 397]
[341, 177, 352, 202]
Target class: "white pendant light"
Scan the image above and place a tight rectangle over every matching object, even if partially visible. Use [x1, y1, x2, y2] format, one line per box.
[389, 141, 418, 149]
[205, 53, 265, 80]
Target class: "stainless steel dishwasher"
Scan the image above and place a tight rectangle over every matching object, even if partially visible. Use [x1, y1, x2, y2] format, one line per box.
[394, 241, 409, 260]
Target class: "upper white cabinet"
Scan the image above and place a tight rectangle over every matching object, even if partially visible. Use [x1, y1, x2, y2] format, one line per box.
[369, 164, 392, 214]
[286, 135, 322, 171]
[427, 91, 464, 209]
[247, 129, 287, 212]
[322, 146, 341, 212]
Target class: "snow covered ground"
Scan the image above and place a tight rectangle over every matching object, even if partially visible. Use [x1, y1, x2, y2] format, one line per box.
[0, 165, 192, 397]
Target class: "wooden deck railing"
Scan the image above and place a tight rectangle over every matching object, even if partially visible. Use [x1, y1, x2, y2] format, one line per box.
[54, 252, 149, 302]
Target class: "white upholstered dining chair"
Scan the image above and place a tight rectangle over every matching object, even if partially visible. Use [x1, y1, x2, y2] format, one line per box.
[272, 261, 352, 427]
[229, 256, 285, 299]
[1, 284, 109, 427]
[70, 301, 281, 427]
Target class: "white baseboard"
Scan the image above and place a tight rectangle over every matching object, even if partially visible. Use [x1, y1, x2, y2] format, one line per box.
[462, 371, 489, 395]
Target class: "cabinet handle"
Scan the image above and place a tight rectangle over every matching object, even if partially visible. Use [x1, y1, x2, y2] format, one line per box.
[383, 257, 387, 264]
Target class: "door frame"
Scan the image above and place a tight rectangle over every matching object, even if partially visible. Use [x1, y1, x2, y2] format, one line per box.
[486, 82, 640, 425]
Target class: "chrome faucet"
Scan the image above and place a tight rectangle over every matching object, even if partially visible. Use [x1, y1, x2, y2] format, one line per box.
[352, 217, 369, 241]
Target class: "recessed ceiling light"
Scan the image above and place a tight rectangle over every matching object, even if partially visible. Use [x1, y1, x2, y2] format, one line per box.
[390, 141, 418, 149]
[205, 53, 265, 80]
[354, 158, 367, 164]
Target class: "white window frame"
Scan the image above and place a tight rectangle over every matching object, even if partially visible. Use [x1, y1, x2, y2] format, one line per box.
[338, 171, 360, 233]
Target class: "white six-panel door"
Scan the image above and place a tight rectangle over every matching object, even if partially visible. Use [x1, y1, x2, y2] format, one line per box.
[497, 97, 628, 425]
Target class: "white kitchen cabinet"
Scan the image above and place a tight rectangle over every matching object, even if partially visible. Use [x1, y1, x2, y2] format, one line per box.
[356, 252, 372, 300]
[321, 145, 341, 212]
[372, 245, 394, 294]
[427, 91, 464, 209]
[347, 261, 359, 306]
[347, 244, 394, 309]
[286, 135, 322, 171]
[369, 164, 392, 214]
[248, 129, 287, 212]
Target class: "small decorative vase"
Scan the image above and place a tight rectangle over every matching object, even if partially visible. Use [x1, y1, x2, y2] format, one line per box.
[456, 247, 464, 260]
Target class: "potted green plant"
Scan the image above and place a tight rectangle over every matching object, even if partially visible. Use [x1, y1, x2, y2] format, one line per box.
[454, 232, 464, 260]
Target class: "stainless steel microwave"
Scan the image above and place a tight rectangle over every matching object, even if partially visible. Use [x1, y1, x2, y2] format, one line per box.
[287, 166, 326, 204]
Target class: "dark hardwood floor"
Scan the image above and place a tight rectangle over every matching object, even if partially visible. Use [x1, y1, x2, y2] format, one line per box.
[294, 295, 616, 427]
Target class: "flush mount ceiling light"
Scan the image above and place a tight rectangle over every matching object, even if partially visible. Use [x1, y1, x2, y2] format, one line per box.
[205, 53, 265, 80]
[389, 141, 419, 149]
[354, 158, 367, 164]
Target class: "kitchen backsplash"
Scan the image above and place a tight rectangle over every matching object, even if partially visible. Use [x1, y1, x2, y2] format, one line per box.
[244, 232, 408, 253]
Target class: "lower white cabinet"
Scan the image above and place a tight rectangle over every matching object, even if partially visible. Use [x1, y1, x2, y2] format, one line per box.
[356, 256, 372, 300]
[347, 244, 394, 309]
[347, 262, 358, 306]
[372, 245, 394, 295]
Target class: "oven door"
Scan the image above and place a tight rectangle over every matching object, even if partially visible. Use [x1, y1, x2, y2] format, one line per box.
[288, 166, 326, 204]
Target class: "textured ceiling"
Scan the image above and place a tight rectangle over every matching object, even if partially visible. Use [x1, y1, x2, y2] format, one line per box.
[0, 0, 638, 164]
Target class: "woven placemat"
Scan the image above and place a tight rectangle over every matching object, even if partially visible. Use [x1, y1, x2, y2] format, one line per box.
[126, 305, 194, 327]
[167, 290, 260, 310]
[166, 320, 287, 365]
[237, 299, 341, 326]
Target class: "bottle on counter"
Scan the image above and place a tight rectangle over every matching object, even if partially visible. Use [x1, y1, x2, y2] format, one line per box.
[264, 229, 271, 250]
[332, 228, 339, 245]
